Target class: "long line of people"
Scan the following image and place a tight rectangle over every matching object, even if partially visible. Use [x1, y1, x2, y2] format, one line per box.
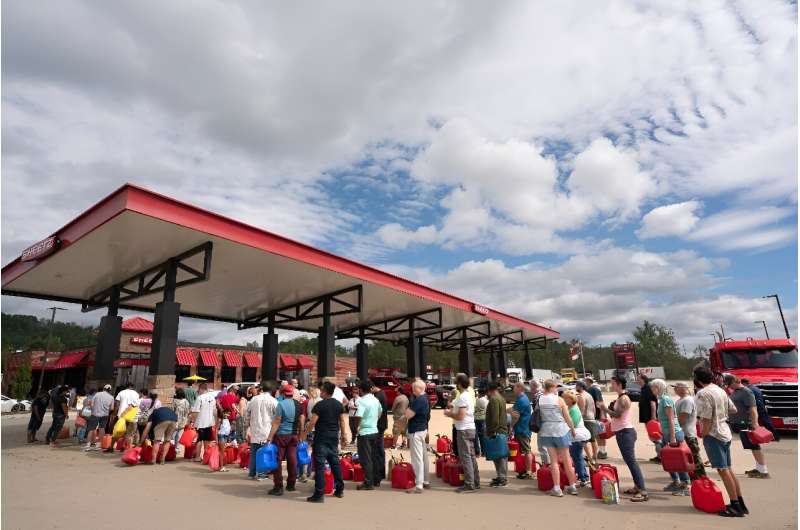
[27, 365, 769, 516]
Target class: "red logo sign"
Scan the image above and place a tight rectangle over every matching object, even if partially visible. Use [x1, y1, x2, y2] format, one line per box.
[130, 336, 153, 345]
[20, 236, 61, 262]
[472, 304, 489, 315]
[612, 342, 635, 353]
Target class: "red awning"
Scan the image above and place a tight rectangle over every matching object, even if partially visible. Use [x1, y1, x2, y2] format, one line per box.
[279, 353, 299, 370]
[31, 352, 61, 370]
[243, 352, 261, 368]
[295, 355, 314, 369]
[223, 351, 242, 367]
[176, 348, 197, 366]
[52, 350, 89, 369]
[199, 350, 221, 368]
[113, 358, 150, 368]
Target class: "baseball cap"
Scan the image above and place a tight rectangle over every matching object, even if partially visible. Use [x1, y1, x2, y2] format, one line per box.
[283, 384, 295, 396]
[103, 384, 112, 391]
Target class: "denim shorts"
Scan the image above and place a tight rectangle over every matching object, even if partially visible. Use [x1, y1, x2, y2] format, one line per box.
[703, 435, 731, 469]
[540, 432, 572, 449]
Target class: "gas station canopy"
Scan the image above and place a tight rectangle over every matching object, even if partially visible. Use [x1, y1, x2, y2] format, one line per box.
[2, 184, 559, 346]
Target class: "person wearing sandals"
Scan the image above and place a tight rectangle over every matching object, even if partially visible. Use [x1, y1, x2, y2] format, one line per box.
[598, 375, 648, 502]
[537, 380, 578, 497]
[695, 367, 748, 517]
[561, 391, 591, 487]
[650, 378, 691, 495]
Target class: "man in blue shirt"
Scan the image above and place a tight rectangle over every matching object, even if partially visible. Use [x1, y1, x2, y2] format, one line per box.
[266, 384, 302, 496]
[510, 382, 533, 479]
[354, 379, 383, 490]
[742, 378, 780, 442]
[405, 380, 431, 493]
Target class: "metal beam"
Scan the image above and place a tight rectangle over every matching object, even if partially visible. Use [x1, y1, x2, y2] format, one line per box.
[472, 330, 524, 353]
[419, 321, 491, 348]
[82, 241, 213, 312]
[238, 285, 362, 330]
[337, 308, 442, 340]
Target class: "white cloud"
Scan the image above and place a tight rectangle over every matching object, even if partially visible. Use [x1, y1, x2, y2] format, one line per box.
[638, 201, 703, 239]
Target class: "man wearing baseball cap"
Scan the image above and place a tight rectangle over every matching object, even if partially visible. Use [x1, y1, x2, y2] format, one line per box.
[84, 384, 114, 451]
[672, 381, 705, 479]
[266, 384, 304, 496]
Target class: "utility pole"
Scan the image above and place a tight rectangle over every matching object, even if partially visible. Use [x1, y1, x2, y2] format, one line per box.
[754, 320, 769, 339]
[764, 294, 790, 339]
[35, 307, 67, 397]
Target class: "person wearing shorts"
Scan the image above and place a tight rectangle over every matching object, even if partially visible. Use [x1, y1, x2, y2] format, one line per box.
[725, 374, 769, 479]
[510, 383, 533, 479]
[190, 383, 223, 463]
[140, 406, 178, 465]
[695, 366, 748, 518]
[537, 380, 578, 497]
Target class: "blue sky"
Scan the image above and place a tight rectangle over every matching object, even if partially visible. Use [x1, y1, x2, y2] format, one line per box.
[1, 1, 797, 349]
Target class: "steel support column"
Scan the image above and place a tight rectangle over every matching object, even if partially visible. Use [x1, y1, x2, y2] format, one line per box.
[356, 328, 369, 382]
[262, 315, 279, 382]
[149, 260, 180, 376]
[458, 328, 474, 376]
[417, 336, 426, 379]
[498, 335, 508, 378]
[318, 298, 335, 378]
[489, 347, 498, 380]
[523, 342, 533, 381]
[406, 318, 420, 378]
[93, 287, 122, 381]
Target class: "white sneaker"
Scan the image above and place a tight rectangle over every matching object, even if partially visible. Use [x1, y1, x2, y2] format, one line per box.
[83, 444, 92, 452]
[549, 487, 564, 497]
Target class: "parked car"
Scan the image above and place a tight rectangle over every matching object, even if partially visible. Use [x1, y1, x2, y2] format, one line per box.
[435, 384, 455, 408]
[625, 381, 642, 402]
[1, 395, 28, 413]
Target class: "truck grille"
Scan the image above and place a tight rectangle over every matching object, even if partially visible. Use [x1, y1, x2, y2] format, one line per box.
[756, 382, 798, 417]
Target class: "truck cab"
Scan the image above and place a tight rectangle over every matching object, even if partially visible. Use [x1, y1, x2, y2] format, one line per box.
[361, 368, 438, 408]
[560, 368, 578, 384]
[710, 338, 798, 430]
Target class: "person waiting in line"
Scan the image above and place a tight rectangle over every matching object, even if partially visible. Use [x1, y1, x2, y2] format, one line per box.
[598, 375, 648, 502]
[303, 381, 347, 503]
[529, 380, 549, 467]
[190, 383, 223, 463]
[650, 378, 691, 495]
[404, 379, 431, 494]
[444, 373, 480, 493]
[474, 387, 488, 458]
[139, 405, 178, 465]
[741, 378, 779, 442]
[638, 373, 660, 463]
[235, 387, 248, 445]
[171, 388, 191, 453]
[538, 380, 578, 496]
[695, 366, 748, 517]
[111, 382, 141, 451]
[246, 381, 278, 480]
[84, 384, 114, 451]
[183, 380, 198, 407]
[562, 390, 591, 487]
[725, 374, 770, 479]
[673, 382, 706, 479]
[574, 381, 597, 464]
[347, 387, 361, 446]
[372, 382, 389, 483]
[354, 379, 384, 490]
[266, 384, 303, 495]
[391, 387, 409, 450]
[585, 377, 607, 459]
[45, 386, 69, 446]
[509, 382, 533, 479]
[27, 390, 50, 443]
[485, 381, 509, 487]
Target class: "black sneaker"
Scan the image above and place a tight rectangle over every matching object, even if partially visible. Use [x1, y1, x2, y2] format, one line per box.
[286, 485, 296, 492]
[334, 489, 344, 498]
[516, 472, 531, 480]
[267, 487, 284, 496]
[306, 495, 324, 503]
[356, 483, 374, 491]
[718, 505, 745, 518]
[490, 480, 508, 488]
[649, 456, 661, 464]
[456, 485, 477, 494]
[489, 478, 501, 486]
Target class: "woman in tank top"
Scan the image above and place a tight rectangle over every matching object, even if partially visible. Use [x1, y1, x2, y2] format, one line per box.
[598, 375, 648, 502]
[562, 391, 592, 485]
[537, 380, 578, 497]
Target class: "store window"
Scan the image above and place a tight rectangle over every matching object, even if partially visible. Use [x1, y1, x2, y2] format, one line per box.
[221, 366, 236, 383]
[242, 367, 257, 381]
[197, 366, 215, 382]
[175, 365, 190, 382]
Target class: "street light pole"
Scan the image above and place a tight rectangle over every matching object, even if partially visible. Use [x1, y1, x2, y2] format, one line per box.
[754, 320, 769, 339]
[34, 306, 67, 397]
[764, 294, 791, 339]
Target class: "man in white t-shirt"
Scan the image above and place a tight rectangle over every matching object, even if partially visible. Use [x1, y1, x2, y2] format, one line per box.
[113, 383, 141, 449]
[190, 383, 223, 462]
[444, 373, 480, 492]
[246, 381, 279, 479]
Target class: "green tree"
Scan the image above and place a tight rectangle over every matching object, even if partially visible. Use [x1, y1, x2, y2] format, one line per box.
[12, 361, 32, 400]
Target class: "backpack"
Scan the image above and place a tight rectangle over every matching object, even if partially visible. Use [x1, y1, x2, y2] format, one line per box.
[530, 392, 542, 433]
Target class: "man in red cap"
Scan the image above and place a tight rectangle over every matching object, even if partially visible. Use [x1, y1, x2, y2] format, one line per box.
[266, 384, 304, 496]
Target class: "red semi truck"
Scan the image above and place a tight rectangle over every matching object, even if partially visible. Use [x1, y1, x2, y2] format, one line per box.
[709, 337, 798, 430]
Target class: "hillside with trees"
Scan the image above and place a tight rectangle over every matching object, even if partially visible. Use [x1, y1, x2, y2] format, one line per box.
[1, 313, 98, 353]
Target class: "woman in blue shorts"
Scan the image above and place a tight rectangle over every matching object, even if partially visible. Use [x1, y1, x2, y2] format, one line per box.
[537, 379, 577, 497]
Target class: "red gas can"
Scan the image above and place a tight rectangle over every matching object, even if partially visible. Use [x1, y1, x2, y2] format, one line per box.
[140, 443, 154, 463]
[436, 455, 446, 478]
[391, 462, 416, 489]
[537, 463, 569, 491]
[202, 447, 212, 465]
[121, 447, 142, 466]
[450, 464, 464, 486]
[179, 426, 197, 447]
[224, 445, 239, 465]
[646, 420, 663, 442]
[324, 466, 334, 495]
[115, 437, 129, 451]
[747, 426, 774, 445]
[436, 435, 452, 454]
[598, 418, 615, 440]
[383, 434, 394, 448]
[514, 454, 526, 474]
[165, 443, 177, 462]
[591, 464, 619, 499]
[184, 442, 197, 460]
[239, 445, 250, 468]
[691, 477, 726, 513]
[661, 443, 694, 473]
[101, 434, 113, 450]
[508, 438, 520, 458]
[352, 463, 365, 482]
[341, 456, 354, 480]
